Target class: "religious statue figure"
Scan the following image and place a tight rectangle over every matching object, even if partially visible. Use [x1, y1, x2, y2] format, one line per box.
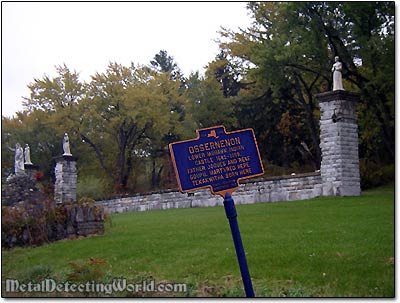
[63, 133, 72, 156]
[332, 56, 344, 91]
[24, 144, 33, 165]
[14, 143, 25, 175]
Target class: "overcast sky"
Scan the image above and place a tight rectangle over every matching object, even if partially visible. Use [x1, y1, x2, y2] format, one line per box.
[2, 2, 252, 117]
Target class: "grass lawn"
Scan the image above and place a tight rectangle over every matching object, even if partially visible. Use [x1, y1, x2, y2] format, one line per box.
[2, 184, 394, 297]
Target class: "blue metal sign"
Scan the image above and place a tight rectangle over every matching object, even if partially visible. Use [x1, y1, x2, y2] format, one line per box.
[169, 125, 264, 197]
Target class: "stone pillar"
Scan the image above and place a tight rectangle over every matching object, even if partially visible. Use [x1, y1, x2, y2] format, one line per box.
[54, 155, 77, 203]
[316, 90, 361, 196]
[24, 163, 39, 180]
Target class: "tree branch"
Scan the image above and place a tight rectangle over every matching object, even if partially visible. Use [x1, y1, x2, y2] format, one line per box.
[80, 133, 113, 180]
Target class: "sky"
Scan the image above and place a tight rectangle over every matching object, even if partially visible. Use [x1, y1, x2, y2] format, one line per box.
[2, 2, 253, 117]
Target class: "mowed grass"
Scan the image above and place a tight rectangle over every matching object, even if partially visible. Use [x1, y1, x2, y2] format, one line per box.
[2, 184, 394, 297]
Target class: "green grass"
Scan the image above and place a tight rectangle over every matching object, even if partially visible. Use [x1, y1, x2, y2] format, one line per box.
[2, 184, 394, 297]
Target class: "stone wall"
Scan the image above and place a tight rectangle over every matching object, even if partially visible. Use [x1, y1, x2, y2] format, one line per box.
[95, 172, 322, 214]
[2, 201, 104, 248]
[2, 172, 105, 248]
[70, 89, 361, 214]
[64, 202, 105, 237]
[24, 164, 39, 181]
[2, 174, 47, 207]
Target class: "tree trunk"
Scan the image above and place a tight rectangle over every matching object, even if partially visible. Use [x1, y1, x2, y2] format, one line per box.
[304, 104, 321, 169]
[292, 75, 321, 169]
[151, 158, 157, 189]
[80, 133, 113, 180]
[115, 127, 128, 193]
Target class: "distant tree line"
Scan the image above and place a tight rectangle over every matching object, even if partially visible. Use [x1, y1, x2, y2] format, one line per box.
[2, 2, 394, 197]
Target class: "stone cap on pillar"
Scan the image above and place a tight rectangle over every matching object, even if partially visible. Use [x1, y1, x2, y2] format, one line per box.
[54, 155, 78, 162]
[316, 90, 360, 103]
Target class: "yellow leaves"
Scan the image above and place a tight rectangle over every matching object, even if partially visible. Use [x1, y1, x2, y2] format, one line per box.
[218, 28, 253, 60]
[277, 111, 304, 143]
[24, 65, 85, 113]
[84, 63, 187, 143]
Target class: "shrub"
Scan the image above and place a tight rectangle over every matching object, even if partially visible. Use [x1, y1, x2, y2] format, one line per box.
[1, 200, 67, 247]
[359, 159, 394, 189]
[67, 258, 108, 283]
[77, 176, 106, 200]
[2, 200, 104, 248]
[22, 264, 53, 283]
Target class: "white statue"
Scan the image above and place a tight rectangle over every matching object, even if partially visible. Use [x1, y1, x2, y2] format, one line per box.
[24, 144, 33, 165]
[14, 143, 25, 175]
[332, 56, 344, 91]
[63, 133, 72, 156]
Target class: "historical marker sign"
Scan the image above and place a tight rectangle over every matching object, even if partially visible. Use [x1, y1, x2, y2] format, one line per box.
[169, 125, 264, 197]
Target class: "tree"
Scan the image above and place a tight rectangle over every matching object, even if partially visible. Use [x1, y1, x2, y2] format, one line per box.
[186, 70, 237, 130]
[207, 50, 245, 98]
[147, 51, 194, 189]
[22, 64, 87, 145]
[21, 62, 190, 193]
[1, 111, 63, 194]
[78, 63, 188, 192]
[321, 2, 394, 160]
[150, 50, 182, 81]
[17, 65, 90, 187]
[218, 2, 394, 168]
[23, 64, 86, 112]
[218, 2, 328, 167]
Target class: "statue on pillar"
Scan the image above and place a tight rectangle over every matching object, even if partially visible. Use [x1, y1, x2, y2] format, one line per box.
[332, 56, 344, 91]
[24, 144, 33, 165]
[63, 133, 72, 156]
[14, 143, 25, 175]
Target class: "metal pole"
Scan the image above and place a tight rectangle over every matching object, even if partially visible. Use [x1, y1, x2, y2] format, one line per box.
[223, 192, 255, 297]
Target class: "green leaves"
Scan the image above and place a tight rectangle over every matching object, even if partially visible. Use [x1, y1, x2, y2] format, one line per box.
[15, 56, 192, 193]
[80, 62, 189, 191]
[186, 68, 237, 130]
[4, 6, 394, 195]
[23, 64, 85, 112]
[218, 1, 394, 168]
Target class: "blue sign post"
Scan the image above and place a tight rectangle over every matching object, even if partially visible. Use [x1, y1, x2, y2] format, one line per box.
[169, 125, 264, 297]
